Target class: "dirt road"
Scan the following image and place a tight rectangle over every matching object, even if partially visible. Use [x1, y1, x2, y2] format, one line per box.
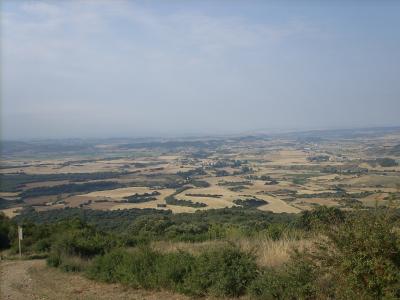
[0, 259, 189, 300]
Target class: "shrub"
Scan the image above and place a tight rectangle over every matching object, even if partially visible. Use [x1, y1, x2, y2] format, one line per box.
[88, 247, 195, 291]
[87, 245, 257, 297]
[87, 247, 161, 288]
[51, 228, 118, 258]
[86, 248, 129, 283]
[264, 223, 286, 241]
[183, 245, 257, 297]
[248, 256, 317, 299]
[33, 238, 52, 252]
[155, 251, 195, 292]
[312, 210, 400, 299]
[296, 205, 345, 231]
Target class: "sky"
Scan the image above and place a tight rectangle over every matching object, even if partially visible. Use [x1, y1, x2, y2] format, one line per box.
[1, 0, 400, 139]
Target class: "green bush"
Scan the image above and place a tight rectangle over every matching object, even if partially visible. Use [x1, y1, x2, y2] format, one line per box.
[87, 247, 160, 288]
[32, 238, 52, 252]
[45, 223, 120, 270]
[155, 251, 195, 291]
[313, 210, 400, 299]
[87, 245, 257, 297]
[264, 223, 286, 241]
[51, 228, 118, 258]
[183, 245, 257, 297]
[248, 257, 317, 299]
[86, 248, 127, 282]
[11, 219, 101, 255]
[296, 205, 345, 231]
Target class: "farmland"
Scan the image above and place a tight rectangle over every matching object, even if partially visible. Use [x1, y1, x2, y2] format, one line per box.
[1, 127, 400, 217]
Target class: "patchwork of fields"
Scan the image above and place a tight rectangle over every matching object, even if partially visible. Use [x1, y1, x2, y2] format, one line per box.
[1, 128, 400, 217]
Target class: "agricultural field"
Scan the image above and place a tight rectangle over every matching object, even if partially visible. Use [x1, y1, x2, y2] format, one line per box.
[1, 127, 400, 217]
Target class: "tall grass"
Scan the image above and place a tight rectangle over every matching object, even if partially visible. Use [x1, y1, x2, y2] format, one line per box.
[152, 231, 314, 268]
[238, 236, 314, 268]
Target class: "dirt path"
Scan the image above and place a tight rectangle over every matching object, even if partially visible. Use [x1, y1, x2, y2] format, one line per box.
[0, 259, 189, 300]
[0, 259, 41, 300]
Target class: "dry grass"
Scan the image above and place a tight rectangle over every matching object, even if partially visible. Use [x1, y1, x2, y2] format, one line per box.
[152, 235, 315, 269]
[257, 196, 301, 213]
[260, 237, 312, 268]
[264, 150, 308, 165]
[151, 240, 227, 255]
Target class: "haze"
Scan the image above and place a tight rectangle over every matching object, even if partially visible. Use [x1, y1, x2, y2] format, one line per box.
[1, 0, 400, 139]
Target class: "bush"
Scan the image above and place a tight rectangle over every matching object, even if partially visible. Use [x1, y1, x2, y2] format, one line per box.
[249, 256, 317, 299]
[264, 223, 286, 241]
[155, 251, 195, 292]
[51, 228, 118, 258]
[46, 224, 120, 270]
[296, 206, 345, 231]
[87, 247, 160, 288]
[312, 210, 400, 299]
[87, 245, 257, 297]
[183, 245, 257, 297]
[86, 248, 128, 282]
[89, 247, 194, 290]
[33, 238, 52, 252]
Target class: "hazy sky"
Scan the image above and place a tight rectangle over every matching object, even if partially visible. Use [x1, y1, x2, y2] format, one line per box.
[1, 1, 400, 139]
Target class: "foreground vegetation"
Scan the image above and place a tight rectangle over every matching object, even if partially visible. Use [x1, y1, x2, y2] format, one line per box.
[2, 206, 400, 299]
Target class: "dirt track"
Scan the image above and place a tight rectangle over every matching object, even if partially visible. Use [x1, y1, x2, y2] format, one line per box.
[0, 259, 189, 300]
